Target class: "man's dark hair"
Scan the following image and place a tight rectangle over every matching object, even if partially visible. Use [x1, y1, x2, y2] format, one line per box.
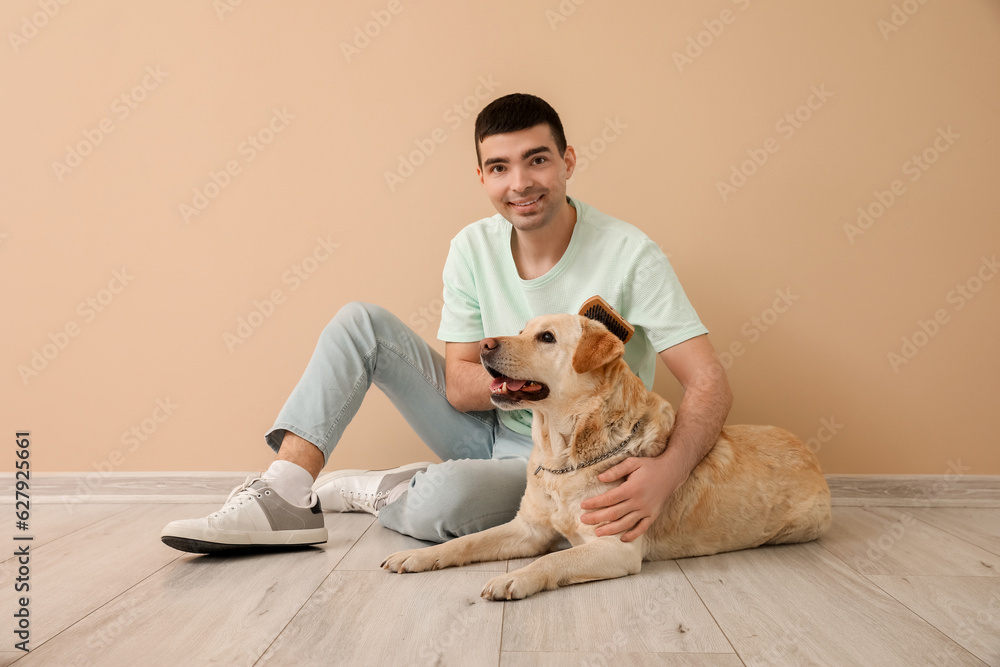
[474, 93, 567, 167]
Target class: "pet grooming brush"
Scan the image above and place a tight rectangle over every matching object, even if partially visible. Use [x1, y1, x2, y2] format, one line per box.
[578, 295, 634, 344]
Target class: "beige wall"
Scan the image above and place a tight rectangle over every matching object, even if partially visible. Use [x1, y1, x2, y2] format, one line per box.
[4, 1, 998, 475]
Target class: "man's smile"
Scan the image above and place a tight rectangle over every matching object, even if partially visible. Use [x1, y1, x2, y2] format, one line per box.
[509, 194, 543, 210]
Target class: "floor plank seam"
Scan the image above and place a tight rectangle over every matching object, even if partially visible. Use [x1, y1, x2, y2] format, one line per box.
[0, 506, 135, 567]
[333, 517, 379, 571]
[675, 562, 744, 663]
[495, 590, 505, 667]
[252, 567, 341, 667]
[814, 539, 867, 577]
[859, 574, 985, 664]
[497, 574, 508, 666]
[251, 517, 377, 665]
[10, 551, 184, 664]
[895, 508, 1000, 559]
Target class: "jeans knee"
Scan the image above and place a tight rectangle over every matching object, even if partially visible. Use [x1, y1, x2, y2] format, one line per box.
[331, 300, 373, 328]
[327, 301, 398, 338]
[393, 462, 524, 541]
[403, 464, 462, 517]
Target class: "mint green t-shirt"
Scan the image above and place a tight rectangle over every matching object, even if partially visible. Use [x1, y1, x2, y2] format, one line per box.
[437, 197, 709, 436]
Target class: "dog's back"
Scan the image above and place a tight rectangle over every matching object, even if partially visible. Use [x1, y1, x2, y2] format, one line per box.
[643, 419, 832, 561]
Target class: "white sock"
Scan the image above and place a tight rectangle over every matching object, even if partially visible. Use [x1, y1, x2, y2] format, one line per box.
[261, 460, 315, 508]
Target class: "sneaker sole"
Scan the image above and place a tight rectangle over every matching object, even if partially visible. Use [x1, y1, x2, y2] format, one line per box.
[160, 526, 328, 554]
[160, 536, 327, 554]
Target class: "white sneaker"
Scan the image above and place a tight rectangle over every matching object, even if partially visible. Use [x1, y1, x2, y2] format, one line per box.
[160, 476, 328, 554]
[312, 462, 431, 516]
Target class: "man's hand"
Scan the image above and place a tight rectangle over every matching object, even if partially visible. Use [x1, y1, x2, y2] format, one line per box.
[579, 452, 687, 542]
[445, 341, 496, 412]
[580, 334, 732, 542]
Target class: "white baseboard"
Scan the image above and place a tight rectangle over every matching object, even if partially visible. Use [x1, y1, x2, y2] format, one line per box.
[1, 472, 999, 506]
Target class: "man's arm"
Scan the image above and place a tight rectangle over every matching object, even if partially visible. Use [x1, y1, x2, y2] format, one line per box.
[579, 334, 733, 541]
[653, 332, 733, 484]
[445, 341, 496, 412]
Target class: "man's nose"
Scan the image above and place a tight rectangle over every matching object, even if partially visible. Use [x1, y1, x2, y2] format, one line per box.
[510, 167, 533, 193]
[481, 338, 498, 353]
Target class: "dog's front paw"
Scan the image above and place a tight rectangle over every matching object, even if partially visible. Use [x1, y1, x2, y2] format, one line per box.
[481, 570, 544, 601]
[381, 547, 445, 573]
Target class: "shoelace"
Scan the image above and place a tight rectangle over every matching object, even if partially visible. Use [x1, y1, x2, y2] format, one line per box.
[213, 475, 267, 518]
[340, 488, 388, 513]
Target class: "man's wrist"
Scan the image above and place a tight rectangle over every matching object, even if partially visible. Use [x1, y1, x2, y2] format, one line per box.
[654, 433, 700, 482]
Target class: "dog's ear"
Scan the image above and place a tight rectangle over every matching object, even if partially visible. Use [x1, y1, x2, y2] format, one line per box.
[572, 318, 625, 374]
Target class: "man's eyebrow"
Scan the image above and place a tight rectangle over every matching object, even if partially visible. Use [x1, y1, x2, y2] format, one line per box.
[522, 146, 551, 160]
[482, 145, 552, 168]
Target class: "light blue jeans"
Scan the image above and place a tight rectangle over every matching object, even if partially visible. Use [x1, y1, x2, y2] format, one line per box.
[264, 301, 533, 543]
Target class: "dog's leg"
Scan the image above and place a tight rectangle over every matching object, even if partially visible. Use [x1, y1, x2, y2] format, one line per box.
[381, 515, 560, 574]
[481, 535, 643, 601]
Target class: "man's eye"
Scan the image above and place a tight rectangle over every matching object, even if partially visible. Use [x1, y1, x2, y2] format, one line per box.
[491, 165, 505, 173]
[533, 157, 547, 165]
[538, 331, 556, 343]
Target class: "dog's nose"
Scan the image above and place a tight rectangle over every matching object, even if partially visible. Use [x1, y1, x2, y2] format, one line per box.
[481, 338, 498, 353]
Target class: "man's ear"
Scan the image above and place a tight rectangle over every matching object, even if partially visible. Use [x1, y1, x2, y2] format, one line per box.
[572, 318, 625, 374]
[562, 145, 577, 181]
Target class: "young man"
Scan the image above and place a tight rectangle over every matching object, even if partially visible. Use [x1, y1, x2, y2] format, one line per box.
[161, 93, 732, 553]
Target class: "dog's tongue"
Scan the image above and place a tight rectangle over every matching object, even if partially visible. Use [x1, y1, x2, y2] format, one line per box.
[490, 376, 527, 392]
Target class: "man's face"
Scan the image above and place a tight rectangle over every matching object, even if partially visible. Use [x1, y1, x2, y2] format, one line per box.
[477, 124, 577, 233]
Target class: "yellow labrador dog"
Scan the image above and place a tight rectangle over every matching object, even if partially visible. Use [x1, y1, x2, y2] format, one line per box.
[382, 314, 831, 600]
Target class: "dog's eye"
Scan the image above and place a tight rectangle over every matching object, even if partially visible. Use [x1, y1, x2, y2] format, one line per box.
[537, 331, 556, 344]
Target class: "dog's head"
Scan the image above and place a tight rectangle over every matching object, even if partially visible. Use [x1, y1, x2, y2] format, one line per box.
[480, 314, 625, 411]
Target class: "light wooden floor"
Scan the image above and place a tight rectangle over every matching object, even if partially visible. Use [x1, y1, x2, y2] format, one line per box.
[1, 475, 998, 666]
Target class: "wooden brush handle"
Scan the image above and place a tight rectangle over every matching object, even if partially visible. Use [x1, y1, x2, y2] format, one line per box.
[578, 295, 635, 344]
